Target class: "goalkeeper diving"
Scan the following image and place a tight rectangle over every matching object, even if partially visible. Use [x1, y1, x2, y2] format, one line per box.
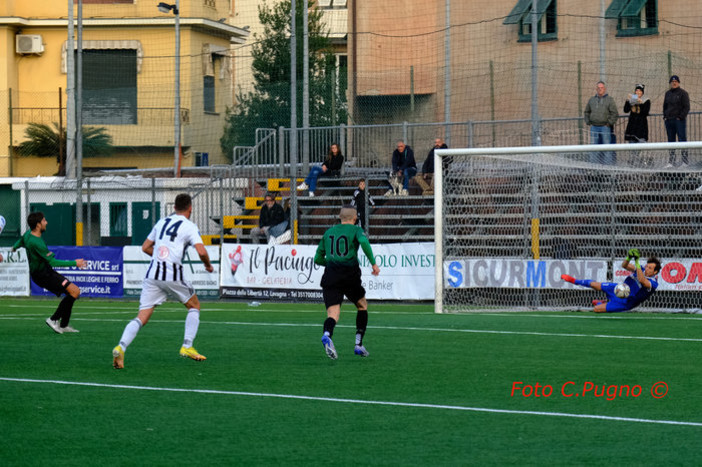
[561, 249, 661, 313]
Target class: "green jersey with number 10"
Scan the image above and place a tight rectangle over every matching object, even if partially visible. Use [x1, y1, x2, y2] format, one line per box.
[314, 223, 376, 268]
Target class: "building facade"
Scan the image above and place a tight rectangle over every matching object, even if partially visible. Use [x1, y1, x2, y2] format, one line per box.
[0, 0, 249, 177]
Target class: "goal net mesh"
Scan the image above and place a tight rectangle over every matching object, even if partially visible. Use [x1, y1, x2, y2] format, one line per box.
[437, 144, 702, 313]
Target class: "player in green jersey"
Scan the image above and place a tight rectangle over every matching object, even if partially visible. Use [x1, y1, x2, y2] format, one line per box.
[314, 205, 380, 359]
[13, 212, 86, 333]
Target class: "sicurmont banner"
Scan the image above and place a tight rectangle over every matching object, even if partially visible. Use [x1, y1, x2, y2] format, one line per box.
[219, 243, 435, 300]
[446, 258, 702, 291]
[445, 259, 609, 288]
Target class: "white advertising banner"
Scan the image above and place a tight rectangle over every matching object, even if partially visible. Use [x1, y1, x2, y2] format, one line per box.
[123, 245, 220, 298]
[0, 248, 30, 296]
[220, 242, 435, 301]
[444, 259, 608, 289]
[616, 259, 702, 291]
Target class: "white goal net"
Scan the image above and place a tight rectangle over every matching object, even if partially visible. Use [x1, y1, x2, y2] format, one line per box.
[434, 142, 702, 313]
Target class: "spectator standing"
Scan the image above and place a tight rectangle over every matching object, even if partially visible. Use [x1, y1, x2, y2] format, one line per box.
[624, 84, 650, 143]
[414, 138, 447, 196]
[297, 143, 344, 197]
[351, 180, 375, 230]
[623, 84, 651, 166]
[391, 140, 417, 195]
[250, 192, 285, 244]
[584, 81, 619, 165]
[663, 75, 690, 167]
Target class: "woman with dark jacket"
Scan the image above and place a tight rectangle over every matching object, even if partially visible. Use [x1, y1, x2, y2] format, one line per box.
[296, 143, 344, 197]
[623, 84, 650, 143]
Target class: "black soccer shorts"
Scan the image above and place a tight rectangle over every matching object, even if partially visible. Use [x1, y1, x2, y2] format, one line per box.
[320, 264, 366, 308]
[31, 266, 72, 297]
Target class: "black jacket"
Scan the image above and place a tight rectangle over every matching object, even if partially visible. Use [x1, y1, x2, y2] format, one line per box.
[322, 154, 344, 177]
[392, 146, 417, 173]
[663, 87, 690, 121]
[259, 202, 285, 228]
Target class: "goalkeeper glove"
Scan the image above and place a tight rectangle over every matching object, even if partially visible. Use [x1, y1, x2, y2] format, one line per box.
[627, 248, 640, 261]
[635, 257, 640, 270]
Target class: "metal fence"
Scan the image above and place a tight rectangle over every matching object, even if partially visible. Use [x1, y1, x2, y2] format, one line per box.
[15, 170, 244, 248]
[234, 112, 702, 176]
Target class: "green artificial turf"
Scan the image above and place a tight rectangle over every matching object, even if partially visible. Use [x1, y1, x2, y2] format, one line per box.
[1, 297, 701, 465]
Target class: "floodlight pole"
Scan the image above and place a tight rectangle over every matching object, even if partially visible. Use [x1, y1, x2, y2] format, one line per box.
[175, 0, 181, 177]
[158, 1, 181, 177]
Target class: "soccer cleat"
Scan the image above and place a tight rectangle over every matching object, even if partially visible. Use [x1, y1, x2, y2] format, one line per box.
[321, 335, 337, 360]
[60, 325, 80, 333]
[180, 346, 207, 361]
[45, 317, 63, 334]
[297, 182, 308, 190]
[561, 274, 575, 284]
[354, 345, 369, 357]
[112, 345, 125, 369]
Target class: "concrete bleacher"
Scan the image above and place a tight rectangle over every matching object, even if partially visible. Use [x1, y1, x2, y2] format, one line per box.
[211, 171, 436, 244]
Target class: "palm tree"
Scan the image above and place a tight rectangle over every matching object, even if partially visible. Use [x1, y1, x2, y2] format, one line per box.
[16, 122, 114, 176]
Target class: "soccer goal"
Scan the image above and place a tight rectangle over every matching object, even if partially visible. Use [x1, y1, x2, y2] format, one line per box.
[434, 142, 702, 313]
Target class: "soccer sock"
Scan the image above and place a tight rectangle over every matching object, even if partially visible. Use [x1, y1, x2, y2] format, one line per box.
[119, 317, 143, 351]
[55, 295, 76, 327]
[323, 317, 336, 338]
[575, 279, 593, 288]
[355, 309, 368, 346]
[183, 309, 200, 348]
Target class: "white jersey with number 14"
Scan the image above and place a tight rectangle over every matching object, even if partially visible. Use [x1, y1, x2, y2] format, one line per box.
[144, 213, 204, 281]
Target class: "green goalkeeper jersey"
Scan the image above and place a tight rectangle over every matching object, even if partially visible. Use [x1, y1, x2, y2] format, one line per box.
[13, 231, 77, 275]
[314, 223, 376, 268]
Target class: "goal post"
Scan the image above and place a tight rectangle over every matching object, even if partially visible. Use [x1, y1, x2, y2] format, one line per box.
[434, 142, 702, 313]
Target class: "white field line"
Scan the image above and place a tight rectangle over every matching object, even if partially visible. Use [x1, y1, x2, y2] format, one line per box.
[1, 376, 700, 428]
[3, 301, 702, 322]
[3, 301, 702, 320]
[1, 315, 702, 343]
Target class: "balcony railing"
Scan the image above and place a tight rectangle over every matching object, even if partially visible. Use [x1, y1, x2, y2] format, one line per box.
[11, 107, 190, 126]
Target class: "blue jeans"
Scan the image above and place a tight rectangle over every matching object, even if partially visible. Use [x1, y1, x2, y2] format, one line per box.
[589, 125, 615, 165]
[665, 119, 688, 164]
[401, 167, 417, 189]
[305, 166, 325, 191]
[268, 220, 289, 238]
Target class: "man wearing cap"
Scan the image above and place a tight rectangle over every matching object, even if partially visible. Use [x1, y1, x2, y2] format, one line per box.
[584, 81, 619, 165]
[663, 75, 690, 167]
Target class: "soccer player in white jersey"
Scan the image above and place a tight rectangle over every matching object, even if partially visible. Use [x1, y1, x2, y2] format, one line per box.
[112, 194, 213, 369]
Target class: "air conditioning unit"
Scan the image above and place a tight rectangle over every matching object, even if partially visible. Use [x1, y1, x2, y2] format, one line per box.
[16, 35, 44, 55]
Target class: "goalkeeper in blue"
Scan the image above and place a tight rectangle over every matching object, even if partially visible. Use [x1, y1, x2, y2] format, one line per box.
[562, 249, 661, 313]
[314, 205, 380, 359]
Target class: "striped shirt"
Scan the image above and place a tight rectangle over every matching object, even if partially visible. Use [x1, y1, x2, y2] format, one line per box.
[144, 214, 204, 282]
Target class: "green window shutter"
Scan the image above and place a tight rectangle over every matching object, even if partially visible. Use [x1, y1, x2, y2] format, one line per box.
[621, 0, 647, 17]
[504, 0, 532, 24]
[605, 0, 630, 19]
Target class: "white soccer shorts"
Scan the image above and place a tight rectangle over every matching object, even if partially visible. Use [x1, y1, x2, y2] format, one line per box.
[139, 278, 196, 310]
